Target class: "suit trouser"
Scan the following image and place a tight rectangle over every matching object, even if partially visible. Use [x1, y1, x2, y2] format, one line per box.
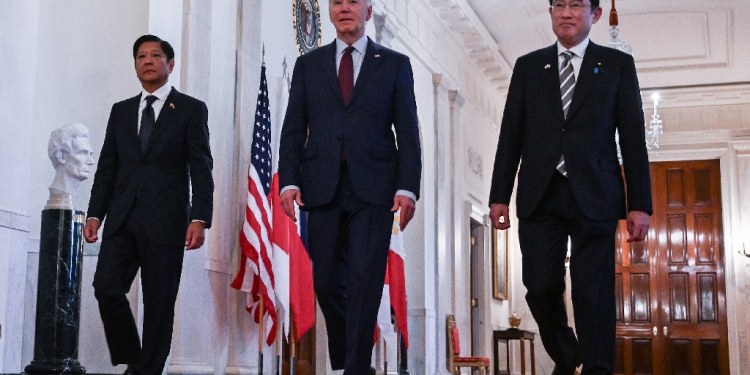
[306, 166, 393, 375]
[93, 200, 185, 375]
[518, 173, 618, 375]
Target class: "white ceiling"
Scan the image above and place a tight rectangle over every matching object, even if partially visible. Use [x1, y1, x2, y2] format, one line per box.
[463, 0, 750, 89]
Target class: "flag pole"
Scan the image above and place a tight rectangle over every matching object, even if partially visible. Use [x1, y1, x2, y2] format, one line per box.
[383, 337, 388, 375]
[259, 295, 265, 375]
[397, 330, 402, 374]
[275, 323, 282, 375]
[290, 312, 297, 375]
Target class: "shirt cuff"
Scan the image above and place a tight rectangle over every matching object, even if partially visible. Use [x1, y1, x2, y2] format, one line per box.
[280, 185, 300, 196]
[87, 217, 101, 223]
[395, 190, 417, 202]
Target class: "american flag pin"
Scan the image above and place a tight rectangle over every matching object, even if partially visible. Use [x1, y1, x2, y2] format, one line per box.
[170, 103, 175, 109]
[375, 54, 381, 58]
[544, 64, 551, 69]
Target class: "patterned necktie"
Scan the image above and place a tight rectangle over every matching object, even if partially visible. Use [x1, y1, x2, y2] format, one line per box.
[557, 51, 576, 177]
[140, 95, 157, 154]
[339, 46, 355, 105]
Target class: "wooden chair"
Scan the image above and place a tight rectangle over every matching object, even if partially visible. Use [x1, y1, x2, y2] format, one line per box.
[447, 314, 491, 375]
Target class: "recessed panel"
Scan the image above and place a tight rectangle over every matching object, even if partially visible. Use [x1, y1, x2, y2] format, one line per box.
[670, 339, 692, 375]
[632, 339, 653, 375]
[666, 169, 685, 206]
[631, 274, 651, 322]
[616, 274, 623, 322]
[670, 274, 689, 322]
[614, 338, 625, 374]
[700, 340, 720, 375]
[630, 237, 649, 265]
[694, 168, 712, 205]
[667, 215, 688, 264]
[695, 214, 715, 264]
[699, 274, 717, 322]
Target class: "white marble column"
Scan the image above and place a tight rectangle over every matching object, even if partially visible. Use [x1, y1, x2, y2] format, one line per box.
[0, 1, 39, 370]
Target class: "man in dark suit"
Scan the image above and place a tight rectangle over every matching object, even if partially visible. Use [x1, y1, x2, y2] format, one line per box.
[279, 0, 421, 373]
[83, 35, 213, 375]
[489, 1, 652, 374]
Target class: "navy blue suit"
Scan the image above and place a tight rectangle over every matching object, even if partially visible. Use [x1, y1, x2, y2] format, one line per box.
[88, 88, 213, 375]
[280, 38, 421, 374]
[489, 42, 652, 375]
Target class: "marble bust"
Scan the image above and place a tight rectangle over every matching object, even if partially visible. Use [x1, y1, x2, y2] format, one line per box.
[45, 123, 95, 210]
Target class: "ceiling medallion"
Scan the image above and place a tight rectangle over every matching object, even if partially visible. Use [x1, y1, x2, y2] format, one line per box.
[293, 0, 322, 55]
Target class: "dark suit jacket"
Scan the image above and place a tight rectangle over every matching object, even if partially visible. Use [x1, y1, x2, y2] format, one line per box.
[88, 88, 214, 245]
[489, 42, 652, 220]
[279, 38, 421, 209]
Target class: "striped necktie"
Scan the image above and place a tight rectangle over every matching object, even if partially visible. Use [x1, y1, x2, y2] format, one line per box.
[557, 51, 576, 177]
[140, 95, 157, 155]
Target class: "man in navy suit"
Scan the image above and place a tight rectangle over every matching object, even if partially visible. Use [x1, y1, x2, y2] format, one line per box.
[279, 0, 421, 373]
[489, 1, 652, 374]
[83, 35, 213, 375]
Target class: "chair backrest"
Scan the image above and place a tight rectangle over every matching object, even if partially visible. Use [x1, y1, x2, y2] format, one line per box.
[446, 313, 465, 374]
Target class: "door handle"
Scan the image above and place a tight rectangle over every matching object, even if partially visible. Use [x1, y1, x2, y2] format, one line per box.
[663, 326, 668, 336]
[653, 326, 657, 336]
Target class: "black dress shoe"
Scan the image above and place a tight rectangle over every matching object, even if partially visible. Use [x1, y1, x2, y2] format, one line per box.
[370, 366, 377, 375]
[123, 368, 141, 375]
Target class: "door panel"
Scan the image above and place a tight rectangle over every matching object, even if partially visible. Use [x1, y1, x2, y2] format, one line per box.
[615, 160, 729, 375]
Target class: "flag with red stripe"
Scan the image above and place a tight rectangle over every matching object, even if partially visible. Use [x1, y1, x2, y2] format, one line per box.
[231, 62, 277, 345]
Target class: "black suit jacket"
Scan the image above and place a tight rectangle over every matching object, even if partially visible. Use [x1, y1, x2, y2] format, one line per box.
[279, 38, 421, 208]
[88, 88, 214, 245]
[489, 42, 652, 220]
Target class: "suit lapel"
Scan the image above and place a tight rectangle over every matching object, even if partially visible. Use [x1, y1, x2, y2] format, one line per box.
[566, 42, 602, 121]
[541, 45, 565, 122]
[318, 41, 343, 104]
[125, 95, 143, 160]
[349, 38, 384, 106]
[143, 88, 181, 156]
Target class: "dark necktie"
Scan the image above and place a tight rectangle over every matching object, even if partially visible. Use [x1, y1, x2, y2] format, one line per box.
[338, 46, 355, 105]
[557, 51, 576, 177]
[140, 95, 157, 154]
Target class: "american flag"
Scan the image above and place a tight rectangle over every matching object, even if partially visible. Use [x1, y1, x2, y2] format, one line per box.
[232, 62, 278, 345]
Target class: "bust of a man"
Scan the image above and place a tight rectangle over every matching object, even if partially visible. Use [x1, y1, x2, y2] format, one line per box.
[45, 123, 95, 210]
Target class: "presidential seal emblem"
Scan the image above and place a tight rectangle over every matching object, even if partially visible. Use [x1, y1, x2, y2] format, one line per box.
[293, 0, 322, 55]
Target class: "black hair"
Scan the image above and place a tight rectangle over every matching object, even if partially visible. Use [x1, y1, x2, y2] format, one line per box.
[549, 0, 600, 10]
[132, 34, 175, 61]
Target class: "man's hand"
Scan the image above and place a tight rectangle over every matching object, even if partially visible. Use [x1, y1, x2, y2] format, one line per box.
[83, 218, 100, 243]
[185, 221, 206, 250]
[489, 204, 511, 230]
[391, 195, 416, 231]
[626, 210, 650, 242]
[280, 189, 304, 222]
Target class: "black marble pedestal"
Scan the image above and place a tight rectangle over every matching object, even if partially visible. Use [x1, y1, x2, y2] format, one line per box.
[24, 209, 86, 374]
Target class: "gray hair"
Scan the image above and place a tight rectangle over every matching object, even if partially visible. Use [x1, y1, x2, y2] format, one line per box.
[48, 123, 90, 168]
[330, 0, 372, 6]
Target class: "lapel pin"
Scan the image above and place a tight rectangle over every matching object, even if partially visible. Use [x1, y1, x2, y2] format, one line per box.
[374, 54, 381, 58]
[544, 64, 551, 69]
[170, 103, 175, 109]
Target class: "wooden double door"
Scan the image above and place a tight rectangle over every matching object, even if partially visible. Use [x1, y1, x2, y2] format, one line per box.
[614, 160, 729, 374]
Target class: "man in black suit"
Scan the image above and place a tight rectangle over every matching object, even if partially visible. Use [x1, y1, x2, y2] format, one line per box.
[489, 1, 652, 374]
[83, 35, 213, 375]
[279, 0, 421, 373]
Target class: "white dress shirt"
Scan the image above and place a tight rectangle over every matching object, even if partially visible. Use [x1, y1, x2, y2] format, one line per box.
[137, 83, 173, 132]
[556, 37, 589, 79]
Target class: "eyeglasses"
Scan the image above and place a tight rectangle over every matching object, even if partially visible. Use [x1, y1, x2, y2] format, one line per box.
[550, 2, 591, 14]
